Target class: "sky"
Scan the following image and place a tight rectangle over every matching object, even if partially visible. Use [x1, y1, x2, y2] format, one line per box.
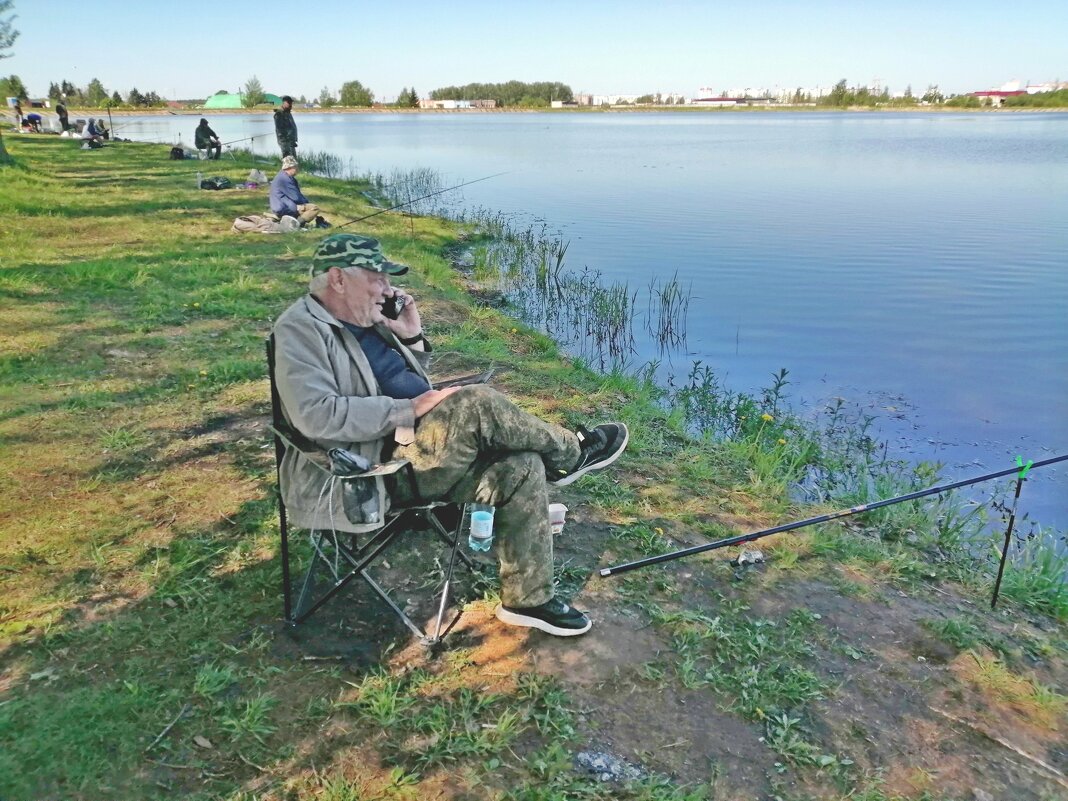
[3, 0, 1066, 102]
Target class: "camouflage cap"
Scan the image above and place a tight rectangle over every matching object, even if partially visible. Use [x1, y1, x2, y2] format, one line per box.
[310, 234, 409, 277]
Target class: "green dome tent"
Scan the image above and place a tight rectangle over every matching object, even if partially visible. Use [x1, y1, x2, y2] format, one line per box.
[202, 92, 283, 109]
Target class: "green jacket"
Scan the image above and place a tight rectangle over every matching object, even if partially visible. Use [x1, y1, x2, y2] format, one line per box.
[194, 122, 218, 149]
[274, 107, 298, 146]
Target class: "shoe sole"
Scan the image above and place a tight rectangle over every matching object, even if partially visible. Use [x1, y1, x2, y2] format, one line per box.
[551, 424, 629, 486]
[495, 605, 592, 636]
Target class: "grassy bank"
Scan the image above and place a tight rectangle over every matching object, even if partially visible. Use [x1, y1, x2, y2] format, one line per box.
[1, 137, 1066, 801]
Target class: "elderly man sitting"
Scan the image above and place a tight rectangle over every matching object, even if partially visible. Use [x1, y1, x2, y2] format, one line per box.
[272, 234, 629, 636]
[269, 155, 325, 228]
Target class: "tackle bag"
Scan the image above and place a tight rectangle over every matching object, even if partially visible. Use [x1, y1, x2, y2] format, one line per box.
[200, 176, 233, 190]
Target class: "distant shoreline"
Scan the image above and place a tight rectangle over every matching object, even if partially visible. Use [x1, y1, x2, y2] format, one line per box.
[58, 104, 1068, 117]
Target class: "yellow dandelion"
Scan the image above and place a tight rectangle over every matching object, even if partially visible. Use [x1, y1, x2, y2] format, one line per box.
[192, 302, 200, 308]
[777, 438, 786, 445]
[510, 328, 518, 334]
[761, 413, 774, 422]
[199, 370, 208, 376]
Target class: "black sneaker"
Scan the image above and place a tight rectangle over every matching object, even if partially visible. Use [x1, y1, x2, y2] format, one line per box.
[495, 597, 592, 637]
[550, 423, 629, 486]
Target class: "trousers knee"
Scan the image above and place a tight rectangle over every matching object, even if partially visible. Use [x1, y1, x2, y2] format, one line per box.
[481, 451, 546, 505]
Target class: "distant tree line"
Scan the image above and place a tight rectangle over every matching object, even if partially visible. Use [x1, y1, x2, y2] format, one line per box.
[629, 93, 686, 105]
[818, 79, 948, 108]
[430, 81, 573, 107]
[1003, 88, 1068, 107]
[0, 74, 168, 107]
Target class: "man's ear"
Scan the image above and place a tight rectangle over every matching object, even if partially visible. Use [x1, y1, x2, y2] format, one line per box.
[327, 266, 347, 294]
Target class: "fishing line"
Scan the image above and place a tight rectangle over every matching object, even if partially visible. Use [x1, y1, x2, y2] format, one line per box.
[334, 171, 509, 230]
[219, 132, 271, 148]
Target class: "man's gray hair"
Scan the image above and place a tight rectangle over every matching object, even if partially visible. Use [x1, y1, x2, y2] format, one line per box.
[308, 269, 333, 295]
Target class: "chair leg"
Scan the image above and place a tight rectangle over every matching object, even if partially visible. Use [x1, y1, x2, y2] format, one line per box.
[286, 507, 478, 646]
[430, 526, 465, 643]
[279, 496, 294, 623]
[358, 571, 426, 639]
[292, 532, 335, 621]
[291, 517, 409, 625]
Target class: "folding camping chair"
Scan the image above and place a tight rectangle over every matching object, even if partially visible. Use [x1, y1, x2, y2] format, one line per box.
[266, 335, 478, 646]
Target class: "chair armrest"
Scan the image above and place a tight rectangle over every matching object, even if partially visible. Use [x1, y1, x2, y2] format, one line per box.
[351, 459, 411, 478]
[268, 423, 332, 473]
[268, 423, 410, 480]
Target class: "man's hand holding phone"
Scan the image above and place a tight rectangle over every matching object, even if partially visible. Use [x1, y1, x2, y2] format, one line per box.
[383, 288, 424, 346]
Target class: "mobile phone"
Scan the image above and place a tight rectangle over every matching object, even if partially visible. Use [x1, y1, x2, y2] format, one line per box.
[382, 294, 405, 320]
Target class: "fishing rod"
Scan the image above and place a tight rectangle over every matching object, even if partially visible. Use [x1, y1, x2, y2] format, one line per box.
[219, 132, 271, 148]
[991, 457, 1031, 609]
[600, 453, 1068, 578]
[335, 171, 510, 230]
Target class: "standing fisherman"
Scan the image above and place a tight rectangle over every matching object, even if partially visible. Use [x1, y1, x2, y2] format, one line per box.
[55, 100, 69, 132]
[274, 95, 297, 158]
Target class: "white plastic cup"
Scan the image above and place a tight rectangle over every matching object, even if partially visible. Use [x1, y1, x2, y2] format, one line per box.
[548, 503, 568, 535]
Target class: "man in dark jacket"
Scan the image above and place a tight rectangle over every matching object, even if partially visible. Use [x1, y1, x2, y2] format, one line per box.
[269, 155, 321, 226]
[55, 101, 69, 132]
[194, 117, 221, 159]
[274, 95, 297, 158]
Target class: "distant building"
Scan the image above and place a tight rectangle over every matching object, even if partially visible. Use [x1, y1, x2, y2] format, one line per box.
[970, 90, 1027, 106]
[418, 98, 496, 110]
[691, 96, 745, 106]
[1026, 81, 1067, 94]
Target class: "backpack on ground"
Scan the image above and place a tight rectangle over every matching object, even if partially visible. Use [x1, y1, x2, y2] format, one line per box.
[200, 176, 233, 190]
[169, 146, 185, 160]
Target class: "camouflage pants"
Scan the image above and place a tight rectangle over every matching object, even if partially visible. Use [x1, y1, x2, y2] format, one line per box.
[391, 385, 581, 608]
[296, 203, 320, 225]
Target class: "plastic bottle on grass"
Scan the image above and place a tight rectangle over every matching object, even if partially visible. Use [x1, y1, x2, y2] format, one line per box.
[468, 504, 494, 552]
[196, 171, 203, 189]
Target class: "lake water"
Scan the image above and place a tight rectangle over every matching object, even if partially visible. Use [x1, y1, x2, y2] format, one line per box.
[119, 111, 1068, 529]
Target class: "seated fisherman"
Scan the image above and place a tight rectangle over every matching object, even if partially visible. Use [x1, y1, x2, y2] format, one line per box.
[269, 156, 324, 227]
[82, 118, 104, 144]
[272, 234, 629, 637]
[194, 117, 222, 160]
